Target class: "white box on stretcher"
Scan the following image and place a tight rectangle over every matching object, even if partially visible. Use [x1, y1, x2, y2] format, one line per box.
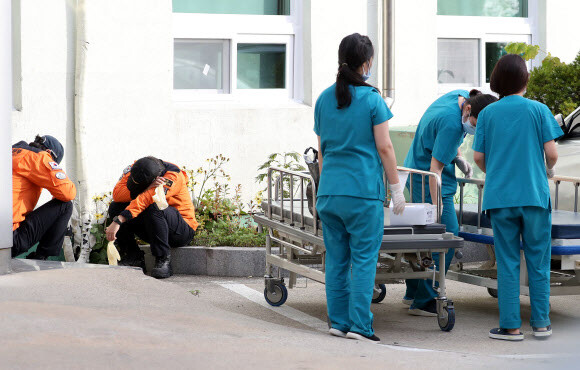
[386, 203, 436, 226]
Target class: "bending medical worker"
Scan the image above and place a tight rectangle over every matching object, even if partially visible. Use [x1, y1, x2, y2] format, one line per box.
[314, 33, 405, 344]
[473, 54, 562, 341]
[403, 89, 497, 316]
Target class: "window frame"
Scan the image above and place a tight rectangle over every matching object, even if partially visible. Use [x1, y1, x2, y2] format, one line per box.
[436, 0, 538, 94]
[172, 0, 302, 102]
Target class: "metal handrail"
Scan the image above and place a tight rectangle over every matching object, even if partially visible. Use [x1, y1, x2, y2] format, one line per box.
[552, 175, 580, 212]
[457, 178, 485, 233]
[266, 166, 443, 232]
[267, 166, 318, 235]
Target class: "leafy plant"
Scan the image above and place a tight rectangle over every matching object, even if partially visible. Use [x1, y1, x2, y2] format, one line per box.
[504, 43, 579, 117]
[256, 152, 306, 199]
[89, 192, 113, 264]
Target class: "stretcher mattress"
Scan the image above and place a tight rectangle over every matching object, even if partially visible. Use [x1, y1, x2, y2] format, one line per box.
[456, 204, 580, 239]
[262, 200, 447, 235]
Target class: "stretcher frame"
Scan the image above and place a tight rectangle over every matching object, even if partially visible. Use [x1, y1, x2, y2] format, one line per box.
[254, 166, 464, 331]
[448, 176, 580, 297]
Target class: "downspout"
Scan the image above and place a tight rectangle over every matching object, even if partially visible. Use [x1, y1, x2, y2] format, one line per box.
[0, 0, 13, 274]
[382, 0, 395, 108]
[74, 0, 93, 263]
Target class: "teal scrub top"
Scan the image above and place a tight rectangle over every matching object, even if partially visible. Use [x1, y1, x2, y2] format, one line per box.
[403, 90, 469, 199]
[314, 84, 393, 201]
[472, 95, 564, 211]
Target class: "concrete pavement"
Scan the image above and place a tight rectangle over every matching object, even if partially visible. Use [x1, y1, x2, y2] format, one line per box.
[1, 264, 578, 369]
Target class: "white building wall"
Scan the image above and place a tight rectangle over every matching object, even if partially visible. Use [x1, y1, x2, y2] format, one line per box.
[540, 0, 580, 64]
[11, 0, 75, 204]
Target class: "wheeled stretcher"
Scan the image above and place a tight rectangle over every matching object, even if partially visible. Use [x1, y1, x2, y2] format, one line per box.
[253, 166, 464, 331]
[448, 176, 580, 297]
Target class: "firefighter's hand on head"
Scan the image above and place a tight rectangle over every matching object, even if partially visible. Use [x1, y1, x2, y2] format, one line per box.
[147, 176, 166, 191]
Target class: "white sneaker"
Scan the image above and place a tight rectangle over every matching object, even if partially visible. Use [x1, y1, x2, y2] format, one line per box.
[345, 331, 381, 343]
[328, 328, 347, 338]
[402, 298, 413, 306]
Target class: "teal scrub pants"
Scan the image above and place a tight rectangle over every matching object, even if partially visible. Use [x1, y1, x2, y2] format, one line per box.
[316, 195, 384, 337]
[405, 194, 458, 309]
[490, 206, 551, 329]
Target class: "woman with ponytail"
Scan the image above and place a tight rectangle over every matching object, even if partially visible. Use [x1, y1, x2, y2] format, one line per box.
[314, 33, 405, 344]
[403, 89, 497, 317]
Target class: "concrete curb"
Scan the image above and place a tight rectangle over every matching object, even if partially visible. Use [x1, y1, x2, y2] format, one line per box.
[140, 245, 267, 277]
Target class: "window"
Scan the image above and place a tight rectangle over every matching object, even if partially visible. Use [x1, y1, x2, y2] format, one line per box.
[237, 44, 286, 89]
[437, 0, 537, 93]
[438, 0, 528, 17]
[172, 1, 301, 101]
[173, 0, 290, 15]
[174, 39, 230, 93]
[438, 39, 479, 86]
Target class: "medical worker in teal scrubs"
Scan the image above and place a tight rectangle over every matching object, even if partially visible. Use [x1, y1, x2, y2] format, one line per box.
[314, 33, 405, 344]
[473, 54, 562, 341]
[403, 90, 497, 316]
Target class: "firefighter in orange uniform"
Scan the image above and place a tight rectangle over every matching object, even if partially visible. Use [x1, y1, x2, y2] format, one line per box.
[105, 156, 198, 279]
[12, 135, 76, 260]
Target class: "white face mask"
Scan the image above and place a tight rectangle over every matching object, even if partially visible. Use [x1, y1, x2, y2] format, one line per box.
[362, 62, 371, 81]
[462, 113, 476, 135]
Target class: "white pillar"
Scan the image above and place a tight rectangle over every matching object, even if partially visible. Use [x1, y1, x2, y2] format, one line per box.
[0, 0, 13, 274]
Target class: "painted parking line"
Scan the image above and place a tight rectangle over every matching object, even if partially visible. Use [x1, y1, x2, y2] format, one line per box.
[218, 282, 329, 333]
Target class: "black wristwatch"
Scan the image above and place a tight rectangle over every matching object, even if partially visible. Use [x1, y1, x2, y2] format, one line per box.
[112, 216, 123, 226]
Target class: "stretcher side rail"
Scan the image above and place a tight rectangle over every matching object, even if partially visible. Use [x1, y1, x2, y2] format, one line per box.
[552, 175, 580, 212]
[456, 178, 485, 234]
[394, 166, 443, 223]
[267, 166, 318, 235]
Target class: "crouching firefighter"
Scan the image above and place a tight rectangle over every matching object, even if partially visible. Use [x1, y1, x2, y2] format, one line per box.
[12, 135, 76, 260]
[105, 156, 198, 279]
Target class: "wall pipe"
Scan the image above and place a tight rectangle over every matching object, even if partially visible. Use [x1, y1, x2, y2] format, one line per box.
[74, 0, 93, 263]
[0, 0, 13, 274]
[382, 0, 395, 107]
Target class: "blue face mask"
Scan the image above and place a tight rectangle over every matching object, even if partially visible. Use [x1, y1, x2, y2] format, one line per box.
[362, 65, 371, 81]
[462, 114, 476, 135]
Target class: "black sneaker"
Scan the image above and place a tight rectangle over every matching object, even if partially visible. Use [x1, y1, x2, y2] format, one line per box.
[119, 251, 146, 270]
[345, 331, 381, 343]
[489, 328, 524, 341]
[532, 325, 552, 339]
[409, 299, 437, 317]
[26, 252, 49, 261]
[151, 254, 172, 279]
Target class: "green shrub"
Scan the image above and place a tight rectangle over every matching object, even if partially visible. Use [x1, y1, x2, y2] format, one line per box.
[526, 52, 579, 117]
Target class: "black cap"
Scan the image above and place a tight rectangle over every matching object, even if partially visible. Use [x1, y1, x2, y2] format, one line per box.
[42, 135, 64, 164]
[127, 157, 165, 199]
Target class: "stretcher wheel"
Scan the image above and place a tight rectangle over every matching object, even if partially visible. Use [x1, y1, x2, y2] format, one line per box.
[487, 288, 498, 298]
[371, 284, 387, 304]
[438, 306, 455, 332]
[264, 283, 288, 307]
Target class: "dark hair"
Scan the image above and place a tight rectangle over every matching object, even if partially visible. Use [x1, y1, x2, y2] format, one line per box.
[28, 135, 48, 151]
[465, 94, 498, 118]
[127, 156, 165, 199]
[336, 33, 376, 109]
[490, 54, 529, 98]
[469, 89, 482, 98]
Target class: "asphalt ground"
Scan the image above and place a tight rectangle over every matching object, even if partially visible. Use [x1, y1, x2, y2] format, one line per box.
[1, 263, 579, 369]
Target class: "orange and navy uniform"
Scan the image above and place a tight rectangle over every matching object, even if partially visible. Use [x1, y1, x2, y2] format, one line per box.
[113, 161, 198, 231]
[12, 142, 77, 231]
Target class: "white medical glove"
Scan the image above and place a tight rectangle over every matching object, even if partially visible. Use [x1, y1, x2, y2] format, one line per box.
[454, 156, 473, 179]
[546, 164, 555, 179]
[390, 182, 406, 215]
